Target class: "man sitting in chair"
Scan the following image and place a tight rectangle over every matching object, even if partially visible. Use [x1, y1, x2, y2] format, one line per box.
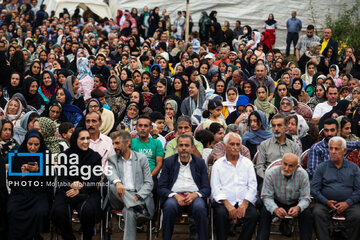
[257, 153, 312, 240]
[311, 136, 360, 240]
[107, 130, 154, 240]
[158, 134, 211, 240]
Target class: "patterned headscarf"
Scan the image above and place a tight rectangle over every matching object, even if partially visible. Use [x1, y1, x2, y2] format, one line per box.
[38, 117, 64, 155]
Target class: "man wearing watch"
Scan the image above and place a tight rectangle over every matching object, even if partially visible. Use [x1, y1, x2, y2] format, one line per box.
[107, 130, 154, 240]
[158, 134, 211, 240]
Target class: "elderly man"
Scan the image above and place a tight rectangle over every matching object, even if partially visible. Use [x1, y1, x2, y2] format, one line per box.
[311, 136, 360, 240]
[211, 132, 258, 240]
[257, 153, 312, 240]
[256, 114, 301, 181]
[158, 134, 211, 240]
[208, 124, 250, 164]
[320, 28, 338, 59]
[214, 47, 230, 66]
[107, 130, 154, 240]
[307, 118, 360, 178]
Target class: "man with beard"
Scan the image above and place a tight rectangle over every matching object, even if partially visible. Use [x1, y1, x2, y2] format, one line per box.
[307, 118, 360, 178]
[295, 25, 320, 61]
[256, 114, 301, 181]
[158, 134, 210, 240]
[257, 153, 313, 240]
[107, 130, 154, 240]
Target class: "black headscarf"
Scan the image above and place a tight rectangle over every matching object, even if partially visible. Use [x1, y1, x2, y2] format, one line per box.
[60, 128, 102, 190]
[171, 75, 189, 101]
[22, 77, 45, 110]
[41, 99, 69, 123]
[8, 130, 51, 193]
[289, 78, 304, 100]
[265, 14, 277, 26]
[5, 73, 23, 99]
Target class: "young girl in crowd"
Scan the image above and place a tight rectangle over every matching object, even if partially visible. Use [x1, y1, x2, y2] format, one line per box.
[202, 99, 227, 129]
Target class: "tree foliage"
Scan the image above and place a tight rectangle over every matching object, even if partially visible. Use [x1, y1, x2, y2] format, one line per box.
[326, 0, 360, 56]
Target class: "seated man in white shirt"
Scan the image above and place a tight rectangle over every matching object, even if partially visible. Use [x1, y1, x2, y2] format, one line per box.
[107, 130, 154, 240]
[211, 132, 258, 240]
[312, 85, 338, 124]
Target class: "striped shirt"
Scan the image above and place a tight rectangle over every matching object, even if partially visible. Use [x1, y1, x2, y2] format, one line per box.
[261, 165, 311, 214]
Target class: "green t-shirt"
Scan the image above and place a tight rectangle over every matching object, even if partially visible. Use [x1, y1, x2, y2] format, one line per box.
[131, 137, 164, 172]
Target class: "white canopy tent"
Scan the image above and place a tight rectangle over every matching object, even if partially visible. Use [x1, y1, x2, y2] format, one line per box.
[109, 0, 356, 50]
[43, 0, 113, 19]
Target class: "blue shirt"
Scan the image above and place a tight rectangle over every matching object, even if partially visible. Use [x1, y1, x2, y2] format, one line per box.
[311, 159, 360, 206]
[307, 139, 360, 178]
[286, 18, 302, 33]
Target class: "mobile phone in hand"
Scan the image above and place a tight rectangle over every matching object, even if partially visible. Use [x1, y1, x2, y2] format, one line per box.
[178, 193, 186, 198]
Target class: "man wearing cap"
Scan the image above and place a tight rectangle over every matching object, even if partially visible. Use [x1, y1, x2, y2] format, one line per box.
[205, 53, 218, 79]
[229, 51, 237, 65]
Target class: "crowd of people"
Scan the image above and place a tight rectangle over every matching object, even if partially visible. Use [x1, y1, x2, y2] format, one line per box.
[0, 1, 360, 240]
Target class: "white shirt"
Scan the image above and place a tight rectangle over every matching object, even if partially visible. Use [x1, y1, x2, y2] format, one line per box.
[211, 154, 257, 205]
[169, 156, 200, 197]
[123, 152, 135, 190]
[312, 101, 337, 119]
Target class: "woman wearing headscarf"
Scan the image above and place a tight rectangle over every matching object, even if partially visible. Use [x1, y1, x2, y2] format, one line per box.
[25, 60, 42, 81]
[226, 95, 251, 125]
[118, 102, 140, 132]
[13, 111, 40, 145]
[214, 79, 226, 100]
[254, 86, 276, 120]
[77, 98, 114, 135]
[286, 114, 314, 152]
[241, 80, 257, 103]
[199, 11, 211, 42]
[298, 42, 326, 74]
[209, 22, 224, 45]
[0, 120, 19, 160]
[242, 110, 273, 158]
[148, 7, 160, 37]
[63, 75, 86, 111]
[307, 83, 326, 111]
[51, 128, 102, 240]
[57, 87, 84, 127]
[41, 100, 69, 127]
[239, 25, 252, 46]
[164, 99, 179, 133]
[112, 79, 135, 117]
[171, 75, 189, 101]
[318, 99, 352, 130]
[336, 116, 360, 141]
[264, 13, 277, 46]
[38, 117, 67, 156]
[272, 82, 291, 109]
[222, 87, 239, 119]
[181, 81, 206, 118]
[279, 96, 296, 117]
[38, 70, 59, 103]
[3, 72, 22, 101]
[149, 78, 181, 115]
[3, 96, 25, 127]
[246, 31, 261, 50]
[289, 78, 309, 104]
[77, 57, 94, 101]
[7, 130, 52, 240]
[22, 76, 45, 111]
[104, 75, 122, 110]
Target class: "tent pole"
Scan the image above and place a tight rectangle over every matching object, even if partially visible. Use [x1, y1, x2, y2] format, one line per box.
[185, 0, 190, 41]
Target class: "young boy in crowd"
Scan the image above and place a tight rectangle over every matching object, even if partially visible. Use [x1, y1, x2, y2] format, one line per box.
[58, 122, 74, 151]
[195, 129, 214, 165]
[150, 111, 166, 149]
